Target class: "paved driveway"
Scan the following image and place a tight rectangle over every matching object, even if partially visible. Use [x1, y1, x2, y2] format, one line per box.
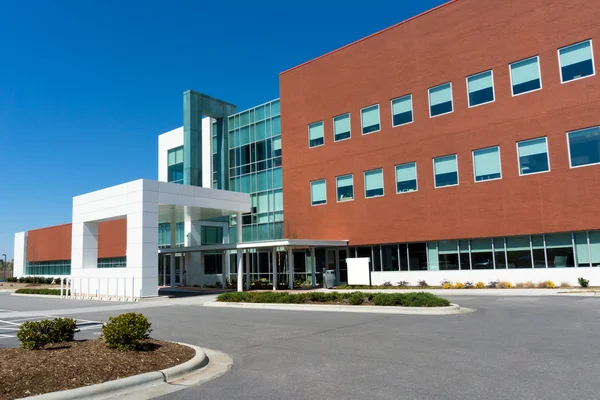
[1, 293, 599, 399]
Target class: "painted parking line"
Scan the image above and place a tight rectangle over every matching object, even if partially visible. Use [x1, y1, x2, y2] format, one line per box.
[0, 316, 103, 340]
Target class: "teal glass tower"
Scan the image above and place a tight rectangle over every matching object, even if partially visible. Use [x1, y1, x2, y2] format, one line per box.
[227, 99, 283, 242]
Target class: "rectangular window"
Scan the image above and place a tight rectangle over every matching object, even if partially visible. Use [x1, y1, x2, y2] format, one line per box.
[517, 137, 549, 175]
[361, 105, 380, 134]
[506, 235, 532, 269]
[167, 146, 184, 166]
[568, 126, 600, 168]
[467, 70, 494, 107]
[336, 174, 354, 202]
[391, 95, 413, 126]
[310, 179, 326, 205]
[546, 233, 574, 268]
[364, 169, 384, 198]
[308, 121, 324, 148]
[333, 113, 351, 141]
[433, 155, 458, 188]
[428, 83, 453, 117]
[201, 226, 223, 245]
[473, 146, 501, 182]
[395, 162, 417, 193]
[470, 239, 494, 270]
[559, 40, 595, 83]
[510, 56, 542, 95]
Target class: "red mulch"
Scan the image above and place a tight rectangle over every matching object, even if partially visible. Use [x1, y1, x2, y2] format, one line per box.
[0, 339, 195, 400]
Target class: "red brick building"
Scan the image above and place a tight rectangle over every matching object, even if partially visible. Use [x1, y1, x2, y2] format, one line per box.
[279, 0, 600, 280]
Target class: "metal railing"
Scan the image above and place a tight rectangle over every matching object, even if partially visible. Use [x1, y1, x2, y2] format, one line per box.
[60, 277, 140, 302]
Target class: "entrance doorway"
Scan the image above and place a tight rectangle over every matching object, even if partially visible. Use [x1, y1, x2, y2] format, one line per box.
[326, 248, 348, 284]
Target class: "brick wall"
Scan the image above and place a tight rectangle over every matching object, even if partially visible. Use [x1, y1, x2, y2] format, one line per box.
[279, 0, 600, 245]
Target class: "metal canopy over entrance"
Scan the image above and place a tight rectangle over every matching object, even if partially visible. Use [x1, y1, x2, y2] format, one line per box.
[159, 239, 348, 292]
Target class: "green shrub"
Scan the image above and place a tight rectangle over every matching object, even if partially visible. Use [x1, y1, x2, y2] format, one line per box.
[217, 291, 449, 307]
[348, 292, 364, 305]
[44, 277, 54, 284]
[6, 277, 18, 283]
[101, 313, 152, 351]
[578, 277, 589, 288]
[15, 288, 65, 296]
[17, 318, 77, 350]
[372, 292, 450, 307]
[18, 277, 25, 283]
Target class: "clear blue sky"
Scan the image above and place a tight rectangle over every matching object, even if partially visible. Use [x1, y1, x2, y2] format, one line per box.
[0, 0, 446, 259]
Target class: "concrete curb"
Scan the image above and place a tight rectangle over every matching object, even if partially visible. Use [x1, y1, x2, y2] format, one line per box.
[204, 301, 474, 315]
[25, 343, 208, 399]
[315, 288, 599, 297]
[10, 293, 67, 299]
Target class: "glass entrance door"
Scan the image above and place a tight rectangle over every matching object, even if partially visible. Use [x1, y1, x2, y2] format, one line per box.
[326, 248, 349, 285]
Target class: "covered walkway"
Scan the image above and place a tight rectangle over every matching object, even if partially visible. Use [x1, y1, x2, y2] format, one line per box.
[159, 239, 348, 291]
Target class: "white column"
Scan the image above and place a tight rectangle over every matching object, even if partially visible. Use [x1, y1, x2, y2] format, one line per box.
[237, 249, 244, 292]
[221, 250, 227, 289]
[311, 248, 317, 286]
[170, 211, 176, 287]
[288, 248, 294, 290]
[162, 255, 166, 286]
[169, 254, 175, 288]
[236, 211, 243, 292]
[245, 251, 250, 291]
[272, 247, 277, 290]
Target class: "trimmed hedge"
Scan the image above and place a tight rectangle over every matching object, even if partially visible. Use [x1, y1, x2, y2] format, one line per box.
[101, 313, 152, 351]
[217, 291, 450, 307]
[17, 318, 77, 350]
[15, 289, 66, 296]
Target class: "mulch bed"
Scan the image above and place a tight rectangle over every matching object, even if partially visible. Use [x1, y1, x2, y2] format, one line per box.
[0, 339, 195, 400]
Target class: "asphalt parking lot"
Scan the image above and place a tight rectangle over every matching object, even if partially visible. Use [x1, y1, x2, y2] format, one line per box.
[1, 292, 600, 400]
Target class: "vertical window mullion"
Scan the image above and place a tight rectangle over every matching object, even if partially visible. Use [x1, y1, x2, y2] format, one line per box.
[504, 237, 508, 268]
[468, 240, 473, 270]
[492, 239, 496, 269]
[543, 234, 549, 268]
[529, 235, 534, 268]
[587, 231, 593, 267]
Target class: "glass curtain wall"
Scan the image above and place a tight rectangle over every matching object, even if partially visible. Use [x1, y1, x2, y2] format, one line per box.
[355, 231, 600, 273]
[227, 99, 283, 242]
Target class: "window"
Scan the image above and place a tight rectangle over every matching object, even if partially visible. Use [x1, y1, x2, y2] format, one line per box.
[559, 40, 595, 83]
[391, 95, 413, 126]
[510, 56, 541, 95]
[395, 162, 417, 193]
[308, 121, 324, 148]
[546, 233, 574, 268]
[517, 137, 549, 175]
[429, 83, 453, 117]
[568, 126, 600, 168]
[364, 169, 384, 198]
[473, 146, 501, 182]
[470, 239, 494, 270]
[204, 253, 223, 275]
[333, 113, 351, 141]
[361, 105, 380, 134]
[433, 155, 458, 188]
[336, 174, 354, 202]
[467, 70, 494, 107]
[201, 226, 223, 245]
[167, 146, 184, 184]
[310, 179, 326, 205]
[506, 235, 531, 268]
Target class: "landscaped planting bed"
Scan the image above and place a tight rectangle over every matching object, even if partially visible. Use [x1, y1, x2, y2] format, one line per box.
[0, 313, 195, 400]
[14, 288, 65, 296]
[0, 339, 194, 399]
[217, 291, 451, 307]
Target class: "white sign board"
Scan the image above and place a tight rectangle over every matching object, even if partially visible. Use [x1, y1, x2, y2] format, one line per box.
[346, 257, 370, 285]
